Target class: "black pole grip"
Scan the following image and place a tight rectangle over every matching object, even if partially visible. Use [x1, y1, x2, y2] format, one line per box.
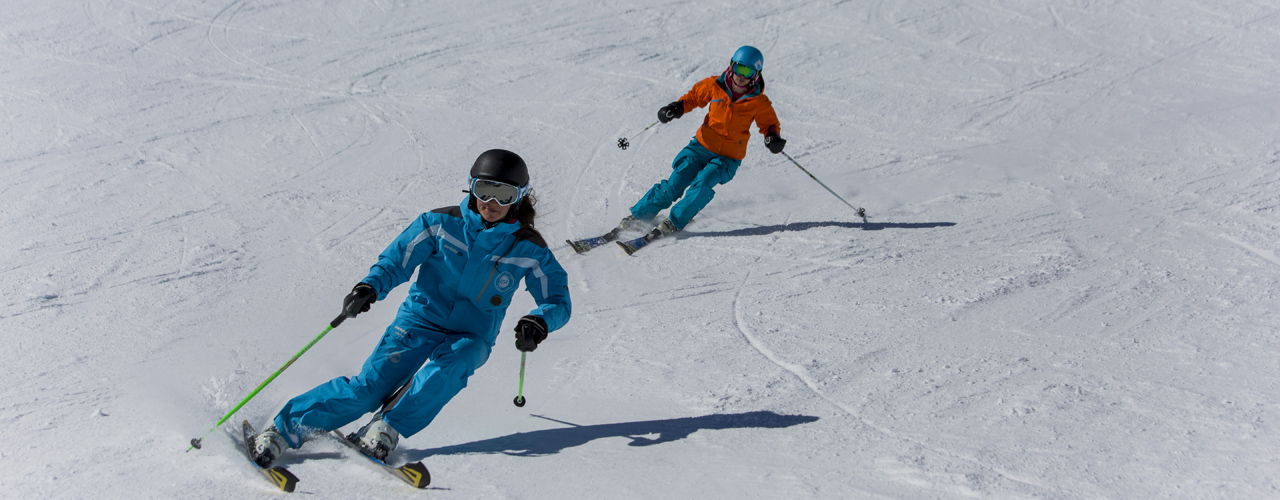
[330, 312, 348, 329]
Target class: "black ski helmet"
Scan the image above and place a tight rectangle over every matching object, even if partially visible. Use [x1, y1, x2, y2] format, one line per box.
[470, 149, 529, 187]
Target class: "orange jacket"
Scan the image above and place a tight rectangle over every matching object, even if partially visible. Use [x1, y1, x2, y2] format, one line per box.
[678, 73, 780, 160]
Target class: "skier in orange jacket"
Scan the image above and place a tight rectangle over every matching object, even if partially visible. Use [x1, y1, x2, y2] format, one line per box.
[624, 45, 787, 240]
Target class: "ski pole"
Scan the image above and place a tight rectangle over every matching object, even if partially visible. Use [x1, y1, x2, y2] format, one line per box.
[187, 312, 349, 452]
[781, 151, 868, 223]
[513, 352, 528, 407]
[616, 121, 659, 150]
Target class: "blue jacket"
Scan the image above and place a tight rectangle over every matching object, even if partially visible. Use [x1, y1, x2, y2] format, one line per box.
[360, 198, 571, 344]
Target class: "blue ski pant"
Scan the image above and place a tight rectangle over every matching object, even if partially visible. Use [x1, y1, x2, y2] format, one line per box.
[272, 316, 491, 448]
[630, 139, 742, 230]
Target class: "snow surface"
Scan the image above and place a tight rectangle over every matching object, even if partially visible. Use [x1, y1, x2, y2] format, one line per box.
[2, 0, 1278, 498]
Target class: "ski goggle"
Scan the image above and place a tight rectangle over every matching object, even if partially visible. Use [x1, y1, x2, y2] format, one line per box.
[731, 62, 758, 80]
[469, 177, 528, 206]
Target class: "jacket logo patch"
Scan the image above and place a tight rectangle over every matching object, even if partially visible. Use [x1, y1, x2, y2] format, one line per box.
[495, 271, 516, 292]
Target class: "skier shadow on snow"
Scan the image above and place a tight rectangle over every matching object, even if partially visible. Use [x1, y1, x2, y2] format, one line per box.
[404, 411, 818, 459]
[681, 220, 956, 238]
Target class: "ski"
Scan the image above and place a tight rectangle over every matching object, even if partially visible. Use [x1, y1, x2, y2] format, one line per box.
[566, 228, 623, 254]
[617, 233, 659, 255]
[332, 430, 431, 489]
[241, 421, 300, 493]
[566, 234, 613, 254]
[574, 216, 682, 255]
[616, 217, 685, 255]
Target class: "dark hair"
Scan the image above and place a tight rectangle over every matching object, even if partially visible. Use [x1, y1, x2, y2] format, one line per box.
[468, 189, 538, 230]
[509, 190, 538, 230]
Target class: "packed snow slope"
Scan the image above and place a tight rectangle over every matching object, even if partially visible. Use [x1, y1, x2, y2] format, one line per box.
[2, 0, 1277, 498]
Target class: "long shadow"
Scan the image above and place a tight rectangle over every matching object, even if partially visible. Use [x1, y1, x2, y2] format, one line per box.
[681, 220, 956, 238]
[402, 411, 818, 460]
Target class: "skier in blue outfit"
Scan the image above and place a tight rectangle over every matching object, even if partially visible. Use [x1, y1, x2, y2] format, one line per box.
[250, 149, 572, 466]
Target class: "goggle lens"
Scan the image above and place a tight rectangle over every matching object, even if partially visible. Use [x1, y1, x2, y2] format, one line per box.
[470, 178, 526, 206]
[732, 62, 757, 79]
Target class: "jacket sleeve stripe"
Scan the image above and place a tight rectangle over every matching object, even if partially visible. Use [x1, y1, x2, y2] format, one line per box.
[433, 224, 470, 254]
[402, 224, 469, 268]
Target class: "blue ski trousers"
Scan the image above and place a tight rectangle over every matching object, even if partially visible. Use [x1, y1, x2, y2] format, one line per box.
[272, 316, 491, 448]
[630, 139, 742, 230]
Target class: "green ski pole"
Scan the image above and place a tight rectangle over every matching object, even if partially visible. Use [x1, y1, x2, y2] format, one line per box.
[513, 352, 528, 407]
[187, 312, 348, 451]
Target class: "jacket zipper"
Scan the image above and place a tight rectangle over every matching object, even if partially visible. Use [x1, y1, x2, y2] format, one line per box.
[476, 263, 497, 302]
[475, 234, 520, 303]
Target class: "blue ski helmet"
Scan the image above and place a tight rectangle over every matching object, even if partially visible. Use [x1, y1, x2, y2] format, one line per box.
[730, 46, 764, 81]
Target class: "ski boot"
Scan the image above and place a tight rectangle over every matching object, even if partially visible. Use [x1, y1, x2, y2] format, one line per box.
[353, 418, 399, 461]
[647, 215, 678, 240]
[605, 215, 654, 240]
[616, 214, 683, 255]
[620, 215, 658, 232]
[252, 424, 289, 468]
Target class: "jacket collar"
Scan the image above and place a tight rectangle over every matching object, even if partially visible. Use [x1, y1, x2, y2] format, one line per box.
[716, 70, 766, 101]
[459, 197, 522, 236]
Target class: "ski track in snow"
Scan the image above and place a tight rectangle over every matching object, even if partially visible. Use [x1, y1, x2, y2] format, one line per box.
[729, 218, 1049, 494]
[1218, 234, 1280, 267]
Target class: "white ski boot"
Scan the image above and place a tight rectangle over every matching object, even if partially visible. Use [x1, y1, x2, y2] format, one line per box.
[648, 215, 678, 239]
[252, 425, 289, 468]
[356, 418, 400, 461]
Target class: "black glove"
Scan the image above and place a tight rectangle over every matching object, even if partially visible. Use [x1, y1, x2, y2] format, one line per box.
[657, 101, 684, 123]
[343, 283, 377, 318]
[764, 132, 786, 154]
[514, 316, 548, 352]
